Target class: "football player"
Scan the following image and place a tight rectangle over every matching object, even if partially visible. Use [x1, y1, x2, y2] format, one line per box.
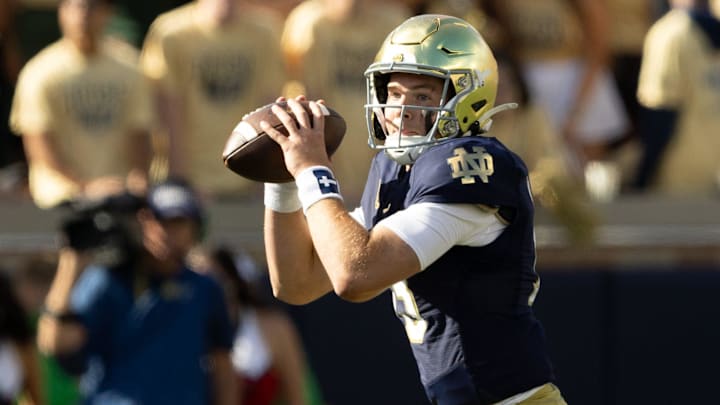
[261, 14, 567, 405]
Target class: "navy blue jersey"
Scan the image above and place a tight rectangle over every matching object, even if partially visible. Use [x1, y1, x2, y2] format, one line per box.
[359, 137, 555, 405]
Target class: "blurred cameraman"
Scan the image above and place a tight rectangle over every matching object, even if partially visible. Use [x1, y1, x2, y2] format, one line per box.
[36, 178, 238, 405]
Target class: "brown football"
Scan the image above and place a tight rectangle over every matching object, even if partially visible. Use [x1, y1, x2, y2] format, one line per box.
[222, 101, 346, 183]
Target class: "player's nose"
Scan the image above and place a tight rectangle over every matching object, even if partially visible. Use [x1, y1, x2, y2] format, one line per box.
[401, 105, 413, 120]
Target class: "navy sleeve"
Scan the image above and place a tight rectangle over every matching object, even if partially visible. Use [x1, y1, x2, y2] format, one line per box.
[407, 138, 527, 208]
[63, 266, 116, 374]
[71, 266, 115, 336]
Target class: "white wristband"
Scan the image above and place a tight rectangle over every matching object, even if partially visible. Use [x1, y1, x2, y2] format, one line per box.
[264, 182, 302, 213]
[295, 165, 343, 213]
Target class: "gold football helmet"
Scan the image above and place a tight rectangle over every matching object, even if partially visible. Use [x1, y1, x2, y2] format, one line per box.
[365, 14, 514, 164]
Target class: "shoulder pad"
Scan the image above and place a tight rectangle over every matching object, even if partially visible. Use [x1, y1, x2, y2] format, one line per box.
[407, 137, 527, 207]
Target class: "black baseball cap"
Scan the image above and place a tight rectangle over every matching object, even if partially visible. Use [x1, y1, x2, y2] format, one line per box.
[146, 179, 204, 223]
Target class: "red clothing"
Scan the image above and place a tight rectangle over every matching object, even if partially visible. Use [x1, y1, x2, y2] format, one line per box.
[241, 368, 282, 405]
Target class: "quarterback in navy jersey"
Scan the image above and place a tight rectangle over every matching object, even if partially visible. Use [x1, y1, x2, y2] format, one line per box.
[261, 14, 567, 405]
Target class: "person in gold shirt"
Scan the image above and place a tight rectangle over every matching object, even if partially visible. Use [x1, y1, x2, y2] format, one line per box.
[607, 0, 659, 141]
[486, 0, 629, 182]
[10, 0, 153, 209]
[491, 51, 599, 244]
[140, 0, 286, 199]
[635, 0, 720, 195]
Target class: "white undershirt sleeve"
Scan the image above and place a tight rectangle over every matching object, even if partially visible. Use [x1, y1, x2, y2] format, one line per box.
[375, 202, 507, 270]
[348, 206, 365, 227]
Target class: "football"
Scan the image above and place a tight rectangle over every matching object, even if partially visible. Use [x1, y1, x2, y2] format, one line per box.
[222, 101, 346, 183]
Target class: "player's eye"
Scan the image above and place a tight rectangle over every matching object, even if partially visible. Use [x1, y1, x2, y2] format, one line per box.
[387, 90, 403, 101]
[416, 91, 441, 106]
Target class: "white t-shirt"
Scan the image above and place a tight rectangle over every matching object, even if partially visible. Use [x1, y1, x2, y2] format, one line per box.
[231, 310, 272, 380]
[350, 202, 507, 270]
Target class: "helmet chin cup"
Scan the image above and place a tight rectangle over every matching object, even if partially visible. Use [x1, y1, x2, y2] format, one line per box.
[386, 148, 419, 165]
[384, 134, 427, 165]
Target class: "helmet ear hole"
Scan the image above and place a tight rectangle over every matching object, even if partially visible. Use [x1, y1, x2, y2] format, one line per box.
[373, 73, 390, 104]
[445, 83, 457, 101]
[471, 100, 487, 112]
[372, 114, 386, 140]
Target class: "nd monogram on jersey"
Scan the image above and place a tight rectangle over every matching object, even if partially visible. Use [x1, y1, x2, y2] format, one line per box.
[359, 136, 555, 403]
[446, 146, 495, 184]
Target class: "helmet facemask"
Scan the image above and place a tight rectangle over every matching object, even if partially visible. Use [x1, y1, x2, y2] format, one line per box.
[365, 67, 484, 165]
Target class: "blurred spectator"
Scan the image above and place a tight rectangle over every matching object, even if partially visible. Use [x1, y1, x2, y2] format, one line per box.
[36, 179, 238, 404]
[604, 0, 665, 190]
[140, 0, 286, 199]
[0, 270, 44, 405]
[193, 246, 324, 405]
[607, 0, 661, 142]
[10, 0, 154, 209]
[280, 0, 411, 205]
[486, 0, 630, 182]
[13, 257, 57, 319]
[634, 0, 720, 195]
[491, 52, 599, 244]
[0, 0, 28, 196]
[13, 257, 81, 405]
